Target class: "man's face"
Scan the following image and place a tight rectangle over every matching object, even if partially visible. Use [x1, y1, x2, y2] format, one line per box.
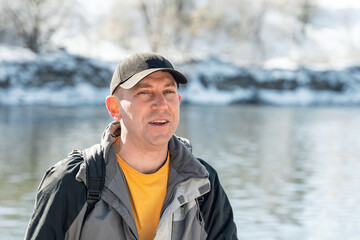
[117, 71, 181, 149]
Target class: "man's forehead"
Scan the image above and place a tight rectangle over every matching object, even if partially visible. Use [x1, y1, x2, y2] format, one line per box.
[132, 72, 177, 89]
[145, 71, 175, 80]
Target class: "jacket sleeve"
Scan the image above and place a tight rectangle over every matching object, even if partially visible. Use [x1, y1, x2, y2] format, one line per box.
[198, 159, 238, 240]
[25, 156, 87, 240]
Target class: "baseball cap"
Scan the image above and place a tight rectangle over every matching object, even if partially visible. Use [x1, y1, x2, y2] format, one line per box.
[110, 53, 188, 94]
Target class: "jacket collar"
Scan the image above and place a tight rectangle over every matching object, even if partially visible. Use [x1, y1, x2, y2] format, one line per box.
[100, 121, 209, 184]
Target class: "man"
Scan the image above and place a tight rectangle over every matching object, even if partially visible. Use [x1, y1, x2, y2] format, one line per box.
[25, 53, 237, 239]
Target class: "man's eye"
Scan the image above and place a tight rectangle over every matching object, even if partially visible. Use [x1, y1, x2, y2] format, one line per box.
[164, 90, 175, 94]
[138, 91, 149, 95]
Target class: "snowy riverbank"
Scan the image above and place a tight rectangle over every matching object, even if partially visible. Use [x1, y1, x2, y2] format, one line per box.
[1, 51, 359, 106]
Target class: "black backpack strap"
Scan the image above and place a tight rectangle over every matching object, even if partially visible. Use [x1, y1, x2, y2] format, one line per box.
[82, 144, 105, 217]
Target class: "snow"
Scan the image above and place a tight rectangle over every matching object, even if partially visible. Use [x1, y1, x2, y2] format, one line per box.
[77, 0, 117, 19]
[1, 50, 359, 106]
[181, 82, 253, 105]
[0, 45, 37, 62]
[0, 84, 108, 106]
[179, 58, 241, 82]
[317, 0, 360, 10]
[54, 35, 129, 62]
[263, 58, 299, 70]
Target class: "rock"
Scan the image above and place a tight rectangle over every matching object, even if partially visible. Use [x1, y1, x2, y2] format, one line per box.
[0, 52, 113, 89]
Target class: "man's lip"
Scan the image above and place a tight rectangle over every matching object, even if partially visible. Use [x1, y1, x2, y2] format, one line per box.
[149, 119, 170, 125]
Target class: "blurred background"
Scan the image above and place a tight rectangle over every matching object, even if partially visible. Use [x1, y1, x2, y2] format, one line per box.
[0, 0, 360, 239]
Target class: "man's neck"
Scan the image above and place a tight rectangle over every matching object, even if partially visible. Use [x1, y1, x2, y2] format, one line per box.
[116, 139, 168, 174]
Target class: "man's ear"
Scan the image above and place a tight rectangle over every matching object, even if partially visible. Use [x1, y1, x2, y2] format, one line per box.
[105, 96, 121, 121]
[178, 93, 182, 102]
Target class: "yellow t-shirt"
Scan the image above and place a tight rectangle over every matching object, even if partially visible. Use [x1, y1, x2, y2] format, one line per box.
[117, 152, 169, 240]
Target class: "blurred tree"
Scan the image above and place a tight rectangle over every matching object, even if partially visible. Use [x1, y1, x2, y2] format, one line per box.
[162, 0, 195, 55]
[99, 1, 137, 50]
[190, 0, 270, 63]
[0, 0, 83, 53]
[245, 0, 268, 63]
[137, 0, 194, 52]
[100, 0, 325, 64]
[138, 0, 166, 52]
[102, 0, 194, 54]
[293, 0, 318, 44]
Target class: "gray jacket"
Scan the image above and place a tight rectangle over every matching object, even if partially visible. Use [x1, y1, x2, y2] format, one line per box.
[25, 122, 238, 239]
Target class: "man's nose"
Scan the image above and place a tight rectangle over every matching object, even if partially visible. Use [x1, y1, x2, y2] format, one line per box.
[152, 93, 168, 110]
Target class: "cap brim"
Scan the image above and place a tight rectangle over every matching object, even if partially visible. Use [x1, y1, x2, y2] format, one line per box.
[120, 68, 187, 89]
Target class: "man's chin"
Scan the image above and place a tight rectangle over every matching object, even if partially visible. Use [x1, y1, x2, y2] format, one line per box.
[148, 135, 173, 147]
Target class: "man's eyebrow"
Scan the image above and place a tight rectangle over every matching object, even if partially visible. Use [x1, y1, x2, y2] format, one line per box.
[133, 83, 152, 90]
[133, 82, 177, 90]
[165, 82, 177, 88]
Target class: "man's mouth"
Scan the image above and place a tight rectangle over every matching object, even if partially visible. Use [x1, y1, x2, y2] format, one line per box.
[150, 120, 169, 126]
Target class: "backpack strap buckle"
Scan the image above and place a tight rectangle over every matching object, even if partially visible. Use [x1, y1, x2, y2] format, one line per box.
[87, 176, 102, 204]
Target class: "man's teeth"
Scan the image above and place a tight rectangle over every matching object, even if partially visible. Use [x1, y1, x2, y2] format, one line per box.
[152, 120, 167, 123]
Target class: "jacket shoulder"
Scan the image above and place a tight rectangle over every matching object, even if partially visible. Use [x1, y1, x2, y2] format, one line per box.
[26, 152, 87, 239]
[196, 158, 218, 180]
[196, 158, 238, 239]
[38, 152, 84, 191]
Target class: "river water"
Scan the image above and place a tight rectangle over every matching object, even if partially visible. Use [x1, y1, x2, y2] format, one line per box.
[1, 104, 360, 239]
